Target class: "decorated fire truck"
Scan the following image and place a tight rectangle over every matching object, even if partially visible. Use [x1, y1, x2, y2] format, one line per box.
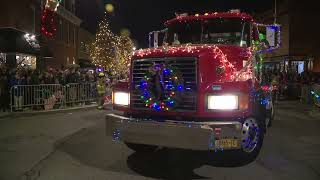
[106, 10, 280, 160]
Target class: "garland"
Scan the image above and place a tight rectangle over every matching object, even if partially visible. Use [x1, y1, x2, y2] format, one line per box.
[137, 63, 184, 111]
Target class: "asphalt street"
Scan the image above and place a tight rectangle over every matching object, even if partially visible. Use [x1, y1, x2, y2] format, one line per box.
[1, 101, 320, 180]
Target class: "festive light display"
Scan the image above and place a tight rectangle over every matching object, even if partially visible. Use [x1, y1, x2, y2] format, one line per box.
[41, 9, 56, 37]
[41, 0, 62, 37]
[115, 35, 134, 78]
[136, 63, 184, 111]
[91, 17, 117, 72]
[90, 16, 134, 78]
[311, 90, 320, 107]
[45, 0, 62, 11]
[133, 44, 253, 82]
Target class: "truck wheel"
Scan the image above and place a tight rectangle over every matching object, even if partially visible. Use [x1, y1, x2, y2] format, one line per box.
[125, 142, 158, 153]
[240, 117, 264, 161]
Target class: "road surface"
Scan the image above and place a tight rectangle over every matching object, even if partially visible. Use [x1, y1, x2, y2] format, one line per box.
[1, 101, 320, 180]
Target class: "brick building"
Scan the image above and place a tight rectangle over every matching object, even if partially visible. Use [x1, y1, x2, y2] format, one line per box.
[0, 0, 82, 70]
[78, 28, 95, 69]
[256, 0, 320, 73]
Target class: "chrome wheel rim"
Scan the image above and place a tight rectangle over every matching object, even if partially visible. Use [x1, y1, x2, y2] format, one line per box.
[241, 118, 260, 153]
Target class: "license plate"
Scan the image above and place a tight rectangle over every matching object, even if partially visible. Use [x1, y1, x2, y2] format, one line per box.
[215, 139, 240, 149]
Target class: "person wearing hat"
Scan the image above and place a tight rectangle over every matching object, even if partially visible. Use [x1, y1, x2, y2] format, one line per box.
[96, 72, 106, 109]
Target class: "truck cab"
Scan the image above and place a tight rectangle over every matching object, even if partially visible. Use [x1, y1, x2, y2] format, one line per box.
[107, 10, 280, 160]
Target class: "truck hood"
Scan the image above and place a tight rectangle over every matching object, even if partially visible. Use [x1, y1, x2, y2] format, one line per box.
[132, 44, 252, 70]
[132, 44, 252, 82]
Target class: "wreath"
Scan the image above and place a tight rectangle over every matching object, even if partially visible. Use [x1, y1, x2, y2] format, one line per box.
[41, 9, 56, 37]
[136, 63, 184, 111]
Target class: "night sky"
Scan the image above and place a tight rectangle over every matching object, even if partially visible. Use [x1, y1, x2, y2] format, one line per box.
[78, 0, 275, 48]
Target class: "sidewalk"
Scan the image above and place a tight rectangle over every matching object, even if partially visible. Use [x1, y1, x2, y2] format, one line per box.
[0, 105, 108, 180]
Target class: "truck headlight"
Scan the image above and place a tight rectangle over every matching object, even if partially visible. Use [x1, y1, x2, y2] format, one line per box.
[113, 92, 130, 106]
[207, 95, 238, 110]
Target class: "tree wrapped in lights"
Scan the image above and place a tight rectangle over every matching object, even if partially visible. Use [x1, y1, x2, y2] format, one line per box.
[90, 17, 117, 71]
[115, 35, 134, 79]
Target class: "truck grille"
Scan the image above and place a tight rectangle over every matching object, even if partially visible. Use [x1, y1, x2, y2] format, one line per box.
[131, 57, 197, 112]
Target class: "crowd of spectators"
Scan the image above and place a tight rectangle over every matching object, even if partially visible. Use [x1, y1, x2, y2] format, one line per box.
[0, 65, 104, 112]
[262, 70, 320, 101]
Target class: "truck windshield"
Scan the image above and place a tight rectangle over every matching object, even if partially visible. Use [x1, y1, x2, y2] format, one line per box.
[167, 18, 251, 47]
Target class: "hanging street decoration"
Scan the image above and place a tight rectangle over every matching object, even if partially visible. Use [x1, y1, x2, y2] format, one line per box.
[41, 0, 62, 37]
[136, 63, 184, 111]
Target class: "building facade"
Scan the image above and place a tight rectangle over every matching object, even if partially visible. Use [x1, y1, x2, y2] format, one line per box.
[0, 0, 81, 70]
[78, 28, 95, 68]
[256, 0, 320, 73]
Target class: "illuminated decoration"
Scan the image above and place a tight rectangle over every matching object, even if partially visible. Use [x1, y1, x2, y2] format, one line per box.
[133, 44, 244, 82]
[165, 11, 254, 26]
[41, 9, 56, 37]
[45, 0, 62, 11]
[136, 63, 184, 111]
[115, 35, 134, 78]
[41, 0, 62, 37]
[24, 33, 40, 49]
[311, 90, 320, 107]
[112, 128, 121, 141]
[91, 16, 117, 73]
[90, 15, 134, 79]
[105, 3, 114, 13]
[255, 23, 281, 52]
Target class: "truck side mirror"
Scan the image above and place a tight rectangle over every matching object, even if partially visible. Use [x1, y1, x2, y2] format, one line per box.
[256, 24, 281, 52]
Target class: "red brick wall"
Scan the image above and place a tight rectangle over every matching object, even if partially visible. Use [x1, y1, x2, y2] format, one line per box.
[1, 1, 80, 70]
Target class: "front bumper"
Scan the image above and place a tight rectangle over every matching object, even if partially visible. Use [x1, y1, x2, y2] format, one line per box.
[106, 114, 244, 151]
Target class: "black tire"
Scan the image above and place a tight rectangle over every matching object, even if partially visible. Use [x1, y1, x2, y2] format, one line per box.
[125, 142, 158, 153]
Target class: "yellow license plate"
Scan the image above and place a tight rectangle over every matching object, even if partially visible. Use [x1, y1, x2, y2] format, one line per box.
[215, 139, 240, 149]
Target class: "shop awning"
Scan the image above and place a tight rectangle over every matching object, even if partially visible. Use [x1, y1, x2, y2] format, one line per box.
[0, 28, 40, 55]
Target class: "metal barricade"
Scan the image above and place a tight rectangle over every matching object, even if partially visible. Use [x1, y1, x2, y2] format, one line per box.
[9, 83, 97, 112]
[10, 84, 64, 112]
[65, 83, 96, 105]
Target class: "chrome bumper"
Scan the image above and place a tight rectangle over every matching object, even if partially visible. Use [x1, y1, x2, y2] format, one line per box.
[106, 114, 243, 151]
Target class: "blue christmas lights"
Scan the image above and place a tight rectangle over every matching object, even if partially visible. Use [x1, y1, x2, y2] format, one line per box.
[136, 63, 184, 111]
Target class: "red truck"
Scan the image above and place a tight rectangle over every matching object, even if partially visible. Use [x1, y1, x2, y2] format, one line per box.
[106, 10, 280, 160]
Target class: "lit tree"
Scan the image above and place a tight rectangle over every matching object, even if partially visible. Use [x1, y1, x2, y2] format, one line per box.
[90, 16, 134, 79]
[115, 35, 134, 79]
[90, 16, 117, 71]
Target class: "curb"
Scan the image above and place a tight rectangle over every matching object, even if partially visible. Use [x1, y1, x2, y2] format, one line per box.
[0, 105, 99, 120]
[19, 127, 90, 180]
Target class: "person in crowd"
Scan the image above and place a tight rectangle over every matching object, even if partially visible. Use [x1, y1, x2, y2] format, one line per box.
[96, 72, 106, 110]
[0, 67, 9, 112]
[10, 72, 26, 111]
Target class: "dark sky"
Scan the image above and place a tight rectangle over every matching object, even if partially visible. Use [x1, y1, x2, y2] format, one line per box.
[78, 0, 275, 48]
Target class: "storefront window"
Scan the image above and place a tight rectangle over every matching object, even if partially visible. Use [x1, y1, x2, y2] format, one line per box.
[16, 54, 37, 70]
[0, 53, 6, 65]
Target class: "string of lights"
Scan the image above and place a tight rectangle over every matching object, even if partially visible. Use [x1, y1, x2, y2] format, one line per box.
[136, 63, 184, 111]
[90, 16, 134, 78]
